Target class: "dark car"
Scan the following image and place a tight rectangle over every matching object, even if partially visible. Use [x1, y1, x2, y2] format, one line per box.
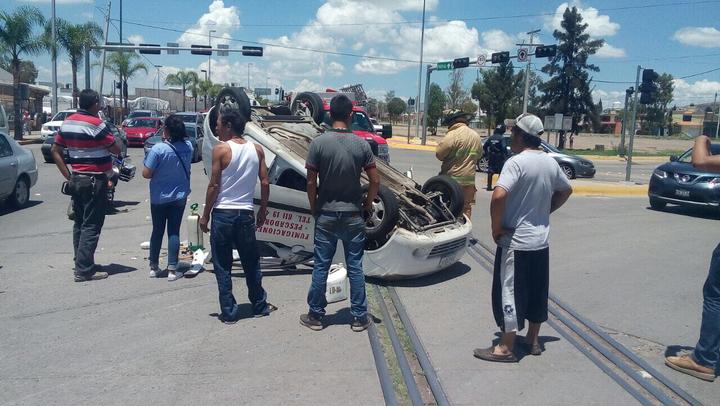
[648, 144, 720, 211]
[143, 124, 203, 163]
[476, 137, 595, 179]
[41, 121, 128, 163]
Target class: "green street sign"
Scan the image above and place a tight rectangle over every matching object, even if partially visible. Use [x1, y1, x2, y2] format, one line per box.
[436, 61, 453, 70]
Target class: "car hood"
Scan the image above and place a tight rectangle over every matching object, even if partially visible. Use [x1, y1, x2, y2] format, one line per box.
[145, 135, 162, 147]
[353, 130, 387, 145]
[43, 120, 63, 128]
[125, 127, 155, 135]
[656, 161, 720, 176]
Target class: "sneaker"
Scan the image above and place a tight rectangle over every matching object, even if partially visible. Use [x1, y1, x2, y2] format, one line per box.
[149, 263, 165, 278]
[74, 271, 109, 282]
[300, 313, 324, 331]
[350, 315, 372, 332]
[254, 303, 278, 318]
[167, 270, 185, 281]
[665, 354, 716, 382]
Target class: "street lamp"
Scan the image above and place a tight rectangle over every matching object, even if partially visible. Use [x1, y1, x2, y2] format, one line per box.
[154, 65, 162, 111]
[208, 29, 216, 82]
[247, 62, 253, 90]
[200, 69, 208, 109]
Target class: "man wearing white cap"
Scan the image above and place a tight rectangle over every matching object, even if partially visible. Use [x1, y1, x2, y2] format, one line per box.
[474, 113, 573, 363]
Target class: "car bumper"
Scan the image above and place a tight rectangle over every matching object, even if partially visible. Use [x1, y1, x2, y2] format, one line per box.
[40, 130, 55, 140]
[126, 136, 146, 146]
[364, 219, 472, 279]
[649, 177, 720, 207]
[576, 165, 596, 178]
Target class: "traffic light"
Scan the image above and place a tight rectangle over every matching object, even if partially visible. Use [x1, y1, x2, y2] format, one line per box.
[190, 45, 212, 55]
[452, 57, 469, 69]
[242, 46, 263, 57]
[491, 51, 509, 64]
[115, 81, 121, 90]
[639, 69, 659, 105]
[138, 43, 161, 55]
[408, 98, 415, 106]
[534, 45, 557, 58]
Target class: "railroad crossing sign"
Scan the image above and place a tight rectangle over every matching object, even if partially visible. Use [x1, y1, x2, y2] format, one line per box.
[517, 48, 528, 62]
[476, 54, 486, 67]
[436, 61, 453, 70]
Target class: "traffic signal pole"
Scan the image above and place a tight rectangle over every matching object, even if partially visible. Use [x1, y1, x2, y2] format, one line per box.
[421, 64, 433, 145]
[625, 65, 642, 182]
[522, 29, 541, 114]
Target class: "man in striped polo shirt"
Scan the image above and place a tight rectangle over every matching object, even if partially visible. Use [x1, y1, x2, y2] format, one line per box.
[52, 89, 121, 282]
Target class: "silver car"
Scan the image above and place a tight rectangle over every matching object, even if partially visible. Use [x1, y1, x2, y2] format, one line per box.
[0, 131, 38, 208]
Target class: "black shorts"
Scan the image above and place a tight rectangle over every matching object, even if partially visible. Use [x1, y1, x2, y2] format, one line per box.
[492, 246, 549, 332]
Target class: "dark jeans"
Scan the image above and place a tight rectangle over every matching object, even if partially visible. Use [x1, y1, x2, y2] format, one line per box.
[149, 199, 187, 270]
[72, 177, 107, 275]
[307, 212, 367, 319]
[694, 243, 720, 372]
[210, 208, 268, 321]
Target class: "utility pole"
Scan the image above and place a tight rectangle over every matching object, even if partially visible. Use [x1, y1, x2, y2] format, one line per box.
[154, 65, 162, 111]
[51, 0, 58, 114]
[619, 87, 633, 156]
[208, 29, 216, 82]
[715, 92, 720, 138]
[97, 1, 111, 96]
[119, 0, 122, 43]
[247, 62, 253, 89]
[521, 29, 541, 114]
[415, 0, 426, 144]
[84, 47, 91, 90]
[625, 65, 642, 182]
[421, 64, 432, 145]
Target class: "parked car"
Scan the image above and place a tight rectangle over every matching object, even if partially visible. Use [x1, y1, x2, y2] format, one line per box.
[175, 111, 204, 128]
[122, 109, 162, 126]
[0, 105, 8, 135]
[42, 121, 127, 163]
[370, 117, 383, 134]
[204, 87, 471, 279]
[0, 131, 38, 208]
[476, 137, 595, 179]
[123, 117, 163, 147]
[40, 109, 76, 140]
[648, 145, 720, 211]
[144, 124, 203, 163]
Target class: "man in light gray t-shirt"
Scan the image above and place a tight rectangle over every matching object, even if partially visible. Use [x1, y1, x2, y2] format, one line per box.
[474, 113, 573, 363]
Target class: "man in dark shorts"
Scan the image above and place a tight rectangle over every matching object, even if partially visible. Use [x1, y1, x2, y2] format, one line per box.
[300, 94, 380, 332]
[474, 113, 573, 362]
[483, 124, 509, 191]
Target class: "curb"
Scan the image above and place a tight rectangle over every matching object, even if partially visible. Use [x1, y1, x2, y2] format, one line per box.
[387, 141, 436, 152]
[17, 139, 43, 146]
[571, 182, 648, 197]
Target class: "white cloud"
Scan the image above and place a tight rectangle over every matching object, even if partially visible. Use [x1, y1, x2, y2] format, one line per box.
[327, 61, 345, 76]
[595, 43, 626, 58]
[481, 30, 517, 53]
[127, 35, 145, 45]
[673, 27, 720, 48]
[292, 79, 325, 94]
[592, 89, 624, 105]
[673, 78, 720, 105]
[546, 1, 620, 37]
[80, 11, 94, 20]
[355, 58, 412, 75]
[177, 1, 240, 47]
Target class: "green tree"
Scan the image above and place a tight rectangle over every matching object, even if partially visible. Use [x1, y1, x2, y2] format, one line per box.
[105, 52, 148, 110]
[446, 70, 467, 109]
[384, 90, 395, 104]
[472, 62, 520, 131]
[539, 6, 603, 133]
[50, 19, 103, 108]
[0, 58, 38, 84]
[386, 97, 407, 124]
[165, 70, 198, 112]
[0, 5, 45, 139]
[366, 98, 379, 118]
[426, 83, 446, 135]
[198, 80, 223, 108]
[460, 99, 477, 116]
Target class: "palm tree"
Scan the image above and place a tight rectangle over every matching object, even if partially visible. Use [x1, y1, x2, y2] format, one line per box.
[188, 76, 201, 112]
[49, 19, 103, 108]
[0, 6, 45, 139]
[105, 52, 147, 110]
[164, 70, 198, 112]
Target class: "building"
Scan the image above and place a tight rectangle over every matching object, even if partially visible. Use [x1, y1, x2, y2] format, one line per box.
[134, 87, 192, 112]
[0, 67, 50, 124]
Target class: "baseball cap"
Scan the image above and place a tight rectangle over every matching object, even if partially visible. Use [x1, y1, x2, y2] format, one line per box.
[515, 113, 544, 137]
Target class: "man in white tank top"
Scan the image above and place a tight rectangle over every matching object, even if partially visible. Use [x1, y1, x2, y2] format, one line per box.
[199, 109, 275, 323]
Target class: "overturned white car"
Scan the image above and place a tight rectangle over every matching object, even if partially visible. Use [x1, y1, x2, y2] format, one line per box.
[203, 88, 471, 279]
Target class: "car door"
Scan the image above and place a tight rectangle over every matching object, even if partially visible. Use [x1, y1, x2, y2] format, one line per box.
[0, 134, 18, 199]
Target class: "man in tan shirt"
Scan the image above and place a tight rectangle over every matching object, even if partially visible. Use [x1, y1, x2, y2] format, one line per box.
[436, 109, 482, 218]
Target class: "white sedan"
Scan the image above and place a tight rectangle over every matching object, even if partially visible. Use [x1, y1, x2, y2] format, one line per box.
[202, 88, 471, 279]
[0, 131, 38, 209]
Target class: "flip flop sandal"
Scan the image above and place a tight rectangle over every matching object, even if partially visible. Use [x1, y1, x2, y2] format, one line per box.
[473, 347, 518, 363]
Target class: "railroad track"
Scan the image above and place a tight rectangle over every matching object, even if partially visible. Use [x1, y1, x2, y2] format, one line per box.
[467, 237, 703, 406]
[367, 283, 450, 406]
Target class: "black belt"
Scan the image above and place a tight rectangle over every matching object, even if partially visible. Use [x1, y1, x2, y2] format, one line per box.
[319, 211, 361, 216]
[213, 208, 254, 215]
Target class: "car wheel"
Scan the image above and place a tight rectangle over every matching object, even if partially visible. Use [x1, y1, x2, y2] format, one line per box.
[291, 92, 325, 125]
[422, 175, 465, 218]
[649, 197, 667, 211]
[560, 163, 575, 179]
[9, 176, 30, 209]
[362, 184, 400, 245]
[211, 87, 252, 138]
[476, 156, 489, 173]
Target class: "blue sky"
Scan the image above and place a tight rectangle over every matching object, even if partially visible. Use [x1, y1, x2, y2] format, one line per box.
[7, 0, 720, 107]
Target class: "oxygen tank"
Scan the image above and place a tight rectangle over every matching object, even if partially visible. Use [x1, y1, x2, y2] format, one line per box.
[187, 203, 204, 251]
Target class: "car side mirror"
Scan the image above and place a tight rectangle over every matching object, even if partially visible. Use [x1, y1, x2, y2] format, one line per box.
[381, 124, 392, 139]
[669, 155, 678, 162]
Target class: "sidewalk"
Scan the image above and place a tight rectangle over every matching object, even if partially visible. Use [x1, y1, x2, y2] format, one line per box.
[15, 132, 43, 146]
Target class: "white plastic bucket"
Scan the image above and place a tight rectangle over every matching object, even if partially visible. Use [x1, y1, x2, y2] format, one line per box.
[326, 263, 349, 304]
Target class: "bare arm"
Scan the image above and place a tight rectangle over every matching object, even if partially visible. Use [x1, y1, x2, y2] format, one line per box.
[550, 188, 572, 213]
[306, 168, 318, 215]
[364, 166, 380, 213]
[142, 167, 153, 179]
[51, 144, 71, 181]
[490, 186, 511, 244]
[691, 135, 720, 171]
[256, 144, 270, 228]
[108, 140, 121, 156]
[199, 144, 228, 233]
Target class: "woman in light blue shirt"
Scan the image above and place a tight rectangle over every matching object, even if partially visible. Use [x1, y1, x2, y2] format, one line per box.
[142, 114, 193, 281]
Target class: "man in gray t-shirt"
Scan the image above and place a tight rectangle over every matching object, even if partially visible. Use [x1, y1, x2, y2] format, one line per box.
[474, 113, 573, 363]
[300, 94, 380, 333]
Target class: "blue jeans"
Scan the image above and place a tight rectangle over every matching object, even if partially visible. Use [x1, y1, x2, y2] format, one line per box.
[694, 243, 720, 372]
[210, 209, 268, 321]
[149, 199, 186, 270]
[307, 212, 367, 319]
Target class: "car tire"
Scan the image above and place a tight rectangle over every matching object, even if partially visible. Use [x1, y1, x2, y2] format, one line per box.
[649, 197, 667, 211]
[476, 156, 488, 173]
[363, 184, 400, 245]
[8, 176, 30, 209]
[560, 163, 576, 179]
[291, 92, 325, 125]
[210, 87, 252, 137]
[422, 175, 465, 218]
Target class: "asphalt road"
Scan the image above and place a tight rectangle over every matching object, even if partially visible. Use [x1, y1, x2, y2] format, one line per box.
[1, 144, 718, 405]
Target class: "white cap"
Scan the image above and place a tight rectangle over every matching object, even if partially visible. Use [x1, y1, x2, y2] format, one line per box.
[515, 113, 544, 137]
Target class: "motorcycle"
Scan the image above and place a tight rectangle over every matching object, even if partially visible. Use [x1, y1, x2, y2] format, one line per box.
[67, 155, 136, 220]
